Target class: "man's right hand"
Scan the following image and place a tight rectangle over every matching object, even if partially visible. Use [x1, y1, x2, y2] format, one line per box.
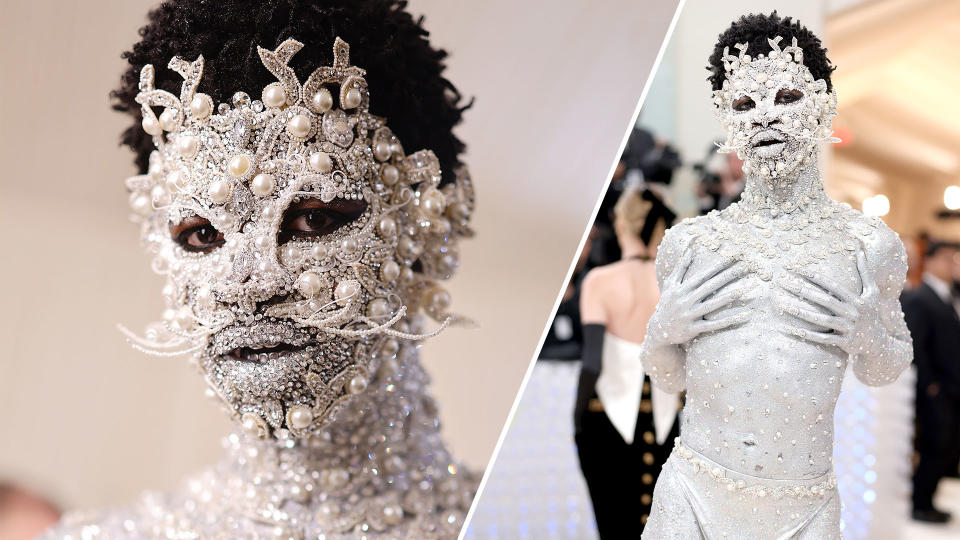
[646, 248, 752, 346]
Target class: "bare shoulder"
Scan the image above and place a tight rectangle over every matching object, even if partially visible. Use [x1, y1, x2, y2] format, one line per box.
[582, 262, 632, 298]
[841, 206, 908, 288]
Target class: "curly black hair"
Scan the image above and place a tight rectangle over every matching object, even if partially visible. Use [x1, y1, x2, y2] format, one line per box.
[112, 0, 469, 184]
[707, 12, 835, 92]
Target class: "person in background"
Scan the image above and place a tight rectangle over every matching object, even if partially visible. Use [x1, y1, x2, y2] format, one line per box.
[695, 142, 744, 214]
[574, 185, 680, 537]
[949, 250, 960, 480]
[902, 240, 960, 523]
[0, 483, 59, 540]
[903, 235, 923, 291]
[594, 127, 680, 265]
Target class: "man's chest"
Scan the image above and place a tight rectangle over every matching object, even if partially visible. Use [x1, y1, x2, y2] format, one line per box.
[691, 210, 867, 290]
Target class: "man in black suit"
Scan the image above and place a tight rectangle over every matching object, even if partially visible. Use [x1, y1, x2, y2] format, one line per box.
[903, 241, 960, 523]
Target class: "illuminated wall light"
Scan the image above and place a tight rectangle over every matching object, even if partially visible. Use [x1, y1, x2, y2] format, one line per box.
[862, 194, 890, 217]
[945, 185, 960, 210]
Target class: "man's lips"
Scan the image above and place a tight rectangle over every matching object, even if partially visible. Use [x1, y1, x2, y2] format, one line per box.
[226, 342, 307, 362]
[209, 320, 314, 358]
[753, 138, 783, 148]
[750, 129, 786, 149]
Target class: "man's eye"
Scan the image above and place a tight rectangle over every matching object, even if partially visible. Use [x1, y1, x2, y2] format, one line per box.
[171, 218, 225, 253]
[775, 89, 803, 104]
[279, 199, 368, 243]
[733, 96, 755, 111]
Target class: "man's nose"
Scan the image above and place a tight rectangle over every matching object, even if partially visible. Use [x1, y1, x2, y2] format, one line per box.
[752, 115, 780, 128]
[222, 235, 289, 306]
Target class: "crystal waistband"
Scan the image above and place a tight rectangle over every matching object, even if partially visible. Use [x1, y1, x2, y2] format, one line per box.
[673, 442, 837, 499]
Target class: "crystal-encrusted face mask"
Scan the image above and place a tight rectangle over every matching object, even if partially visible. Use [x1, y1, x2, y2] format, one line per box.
[123, 38, 474, 440]
[712, 36, 839, 180]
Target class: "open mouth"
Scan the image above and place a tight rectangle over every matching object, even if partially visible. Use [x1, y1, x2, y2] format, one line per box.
[209, 320, 316, 361]
[226, 342, 308, 363]
[753, 138, 783, 148]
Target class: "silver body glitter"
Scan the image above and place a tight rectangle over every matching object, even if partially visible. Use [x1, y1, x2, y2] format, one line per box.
[640, 36, 912, 539]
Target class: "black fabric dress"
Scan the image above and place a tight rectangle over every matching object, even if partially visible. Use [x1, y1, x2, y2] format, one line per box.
[575, 372, 681, 537]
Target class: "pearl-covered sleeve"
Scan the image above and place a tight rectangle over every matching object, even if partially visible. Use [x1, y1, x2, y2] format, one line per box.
[639, 221, 697, 393]
[851, 220, 913, 386]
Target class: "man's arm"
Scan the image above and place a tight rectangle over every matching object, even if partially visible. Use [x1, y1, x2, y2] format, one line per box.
[639, 225, 691, 393]
[850, 222, 913, 386]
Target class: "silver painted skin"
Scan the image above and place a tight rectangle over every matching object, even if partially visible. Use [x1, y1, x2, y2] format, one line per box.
[640, 37, 912, 540]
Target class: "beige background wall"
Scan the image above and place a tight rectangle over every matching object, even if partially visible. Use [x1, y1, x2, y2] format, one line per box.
[0, 0, 679, 509]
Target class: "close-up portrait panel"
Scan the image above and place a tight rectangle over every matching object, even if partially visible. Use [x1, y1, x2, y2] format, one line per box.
[0, 1, 679, 539]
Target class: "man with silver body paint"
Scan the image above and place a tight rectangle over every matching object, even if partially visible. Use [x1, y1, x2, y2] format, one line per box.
[640, 14, 912, 539]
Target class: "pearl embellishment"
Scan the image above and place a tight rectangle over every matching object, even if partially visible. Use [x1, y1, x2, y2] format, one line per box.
[262, 83, 287, 108]
[381, 164, 399, 185]
[287, 114, 311, 138]
[281, 245, 301, 263]
[131, 194, 151, 215]
[378, 216, 397, 238]
[348, 375, 368, 395]
[381, 339, 400, 358]
[159, 108, 178, 131]
[340, 237, 358, 253]
[343, 88, 362, 109]
[296, 271, 323, 298]
[309, 152, 333, 173]
[178, 136, 198, 158]
[420, 189, 445, 215]
[424, 287, 451, 313]
[208, 180, 233, 204]
[142, 116, 161, 135]
[190, 94, 212, 119]
[322, 469, 350, 489]
[397, 236, 421, 259]
[166, 170, 187, 191]
[196, 286, 214, 307]
[240, 413, 268, 439]
[228, 154, 252, 178]
[368, 298, 390, 318]
[251, 173, 275, 197]
[287, 406, 313, 429]
[374, 141, 392, 162]
[310, 88, 333, 112]
[151, 185, 170, 206]
[380, 260, 400, 282]
[382, 504, 403, 525]
[334, 280, 360, 304]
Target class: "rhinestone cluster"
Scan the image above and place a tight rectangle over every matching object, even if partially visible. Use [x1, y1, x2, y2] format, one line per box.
[674, 443, 838, 499]
[45, 343, 477, 539]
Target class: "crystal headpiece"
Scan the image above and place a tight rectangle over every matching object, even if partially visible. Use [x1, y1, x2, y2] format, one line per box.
[711, 35, 840, 168]
[123, 36, 474, 356]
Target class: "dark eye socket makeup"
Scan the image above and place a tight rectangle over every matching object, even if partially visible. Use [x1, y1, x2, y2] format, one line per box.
[169, 198, 368, 253]
[170, 216, 225, 253]
[732, 96, 755, 112]
[775, 89, 804, 104]
[277, 198, 368, 244]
